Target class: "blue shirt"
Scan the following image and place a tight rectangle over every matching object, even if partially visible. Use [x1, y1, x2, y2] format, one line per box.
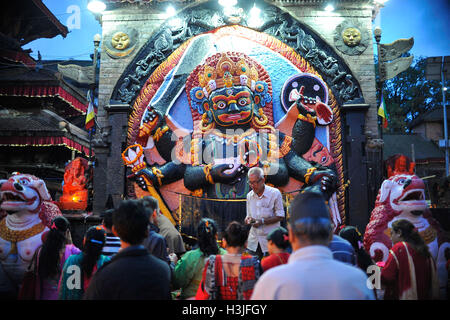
[328, 235, 357, 265]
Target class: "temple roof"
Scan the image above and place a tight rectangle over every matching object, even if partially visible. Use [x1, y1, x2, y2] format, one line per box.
[1, 0, 68, 46]
[383, 134, 444, 162]
[0, 108, 91, 156]
[0, 65, 89, 116]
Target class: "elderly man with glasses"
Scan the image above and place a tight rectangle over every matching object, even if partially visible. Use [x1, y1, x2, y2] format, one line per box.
[245, 167, 285, 260]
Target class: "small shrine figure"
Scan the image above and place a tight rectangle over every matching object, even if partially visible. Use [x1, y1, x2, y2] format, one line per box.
[386, 154, 415, 178]
[58, 157, 89, 211]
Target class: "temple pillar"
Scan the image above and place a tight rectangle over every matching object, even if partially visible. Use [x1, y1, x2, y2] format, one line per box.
[341, 103, 371, 232]
[92, 102, 130, 214]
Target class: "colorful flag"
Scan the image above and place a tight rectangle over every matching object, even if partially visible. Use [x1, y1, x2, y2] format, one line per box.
[378, 94, 388, 129]
[85, 90, 95, 130]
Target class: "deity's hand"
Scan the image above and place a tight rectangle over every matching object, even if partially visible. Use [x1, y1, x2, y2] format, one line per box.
[314, 99, 333, 125]
[296, 95, 333, 126]
[127, 167, 156, 191]
[138, 107, 163, 139]
[210, 164, 246, 185]
[309, 168, 337, 200]
[294, 86, 316, 117]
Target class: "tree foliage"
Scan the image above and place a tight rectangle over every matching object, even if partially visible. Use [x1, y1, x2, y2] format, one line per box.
[376, 56, 446, 133]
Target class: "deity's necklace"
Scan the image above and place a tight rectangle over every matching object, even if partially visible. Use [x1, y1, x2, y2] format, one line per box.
[0, 219, 45, 255]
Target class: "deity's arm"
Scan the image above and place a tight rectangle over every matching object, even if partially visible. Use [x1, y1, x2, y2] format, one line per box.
[151, 125, 176, 163]
[284, 150, 336, 200]
[137, 106, 176, 163]
[288, 87, 333, 156]
[262, 159, 289, 187]
[184, 165, 210, 191]
[133, 162, 186, 191]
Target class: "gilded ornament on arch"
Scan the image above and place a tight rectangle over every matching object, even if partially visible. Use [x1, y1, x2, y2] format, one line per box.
[342, 28, 362, 47]
[105, 28, 139, 59]
[334, 20, 369, 56]
[112, 32, 131, 50]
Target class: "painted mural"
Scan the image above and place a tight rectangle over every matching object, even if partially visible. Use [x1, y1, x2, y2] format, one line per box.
[121, 25, 346, 234]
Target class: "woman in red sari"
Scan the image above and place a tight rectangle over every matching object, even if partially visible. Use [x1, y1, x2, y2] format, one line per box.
[196, 221, 261, 300]
[381, 219, 439, 300]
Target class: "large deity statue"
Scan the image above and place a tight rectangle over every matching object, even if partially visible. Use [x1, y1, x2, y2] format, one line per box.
[124, 52, 337, 218]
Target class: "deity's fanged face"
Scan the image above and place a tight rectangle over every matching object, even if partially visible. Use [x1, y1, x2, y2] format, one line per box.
[208, 86, 255, 128]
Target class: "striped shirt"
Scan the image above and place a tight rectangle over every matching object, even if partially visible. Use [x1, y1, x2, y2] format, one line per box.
[102, 234, 121, 256]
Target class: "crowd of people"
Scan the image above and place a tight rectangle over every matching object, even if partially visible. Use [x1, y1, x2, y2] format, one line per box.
[14, 168, 447, 300]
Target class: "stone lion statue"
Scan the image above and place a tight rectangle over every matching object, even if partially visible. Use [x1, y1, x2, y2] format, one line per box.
[0, 173, 61, 296]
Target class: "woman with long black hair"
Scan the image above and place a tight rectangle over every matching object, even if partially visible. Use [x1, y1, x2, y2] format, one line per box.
[339, 226, 374, 272]
[172, 218, 226, 299]
[30, 216, 81, 300]
[58, 225, 110, 299]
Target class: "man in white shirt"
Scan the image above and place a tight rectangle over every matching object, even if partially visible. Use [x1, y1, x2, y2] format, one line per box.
[245, 167, 285, 260]
[251, 191, 375, 300]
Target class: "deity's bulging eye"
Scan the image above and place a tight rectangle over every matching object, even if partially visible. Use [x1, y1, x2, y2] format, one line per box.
[19, 178, 30, 185]
[397, 178, 406, 185]
[216, 101, 227, 109]
[238, 97, 249, 106]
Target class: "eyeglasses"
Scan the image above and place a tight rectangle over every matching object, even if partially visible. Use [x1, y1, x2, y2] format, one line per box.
[248, 178, 263, 185]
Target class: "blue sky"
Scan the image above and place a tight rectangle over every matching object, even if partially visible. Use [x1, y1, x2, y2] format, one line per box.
[373, 0, 450, 59]
[23, 0, 450, 61]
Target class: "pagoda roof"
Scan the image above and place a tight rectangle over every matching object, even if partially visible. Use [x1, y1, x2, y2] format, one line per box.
[1, 0, 68, 46]
[0, 108, 91, 156]
[383, 133, 444, 163]
[0, 65, 88, 116]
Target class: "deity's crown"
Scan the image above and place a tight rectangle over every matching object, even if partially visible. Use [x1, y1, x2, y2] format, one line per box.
[187, 52, 272, 116]
[197, 53, 260, 97]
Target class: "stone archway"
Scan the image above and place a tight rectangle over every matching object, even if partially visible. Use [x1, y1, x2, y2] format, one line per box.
[109, 1, 367, 230]
[112, 1, 364, 107]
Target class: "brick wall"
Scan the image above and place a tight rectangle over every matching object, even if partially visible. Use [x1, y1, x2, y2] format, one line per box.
[97, 6, 170, 129]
